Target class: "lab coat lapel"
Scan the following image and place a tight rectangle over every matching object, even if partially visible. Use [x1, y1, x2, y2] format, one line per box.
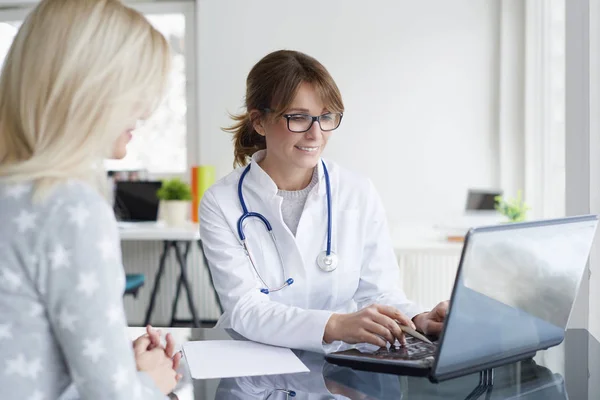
[241, 154, 310, 299]
[241, 153, 343, 306]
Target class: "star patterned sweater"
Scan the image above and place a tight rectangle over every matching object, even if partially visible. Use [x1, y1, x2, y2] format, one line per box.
[0, 179, 166, 399]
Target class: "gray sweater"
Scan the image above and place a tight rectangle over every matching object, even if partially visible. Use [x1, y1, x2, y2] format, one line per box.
[0, 179, 165, 399]
[278, 169, 318, 236]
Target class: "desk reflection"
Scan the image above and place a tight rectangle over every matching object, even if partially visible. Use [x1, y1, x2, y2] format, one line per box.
[211, 353, 565, 400]
[214, 350, 401, 400]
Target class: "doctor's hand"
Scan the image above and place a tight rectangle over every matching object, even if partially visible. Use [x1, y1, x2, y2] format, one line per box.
[323, 304, 415, 347]
[412, 300, 449, 336]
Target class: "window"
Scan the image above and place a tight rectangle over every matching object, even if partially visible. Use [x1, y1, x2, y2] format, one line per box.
[0, 2, 195, 175]
[522, 0, 566, 220]
[0, 21, 20, 65]
[546, 0, 566, 218]
[105, 11, 191, 174]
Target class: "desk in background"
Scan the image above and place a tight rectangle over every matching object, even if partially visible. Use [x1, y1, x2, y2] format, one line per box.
[119, 222, 222, 327]
[126, 327, 599, 400]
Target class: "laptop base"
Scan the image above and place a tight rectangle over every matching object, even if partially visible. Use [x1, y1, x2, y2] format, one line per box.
[325, 350, 433, 377]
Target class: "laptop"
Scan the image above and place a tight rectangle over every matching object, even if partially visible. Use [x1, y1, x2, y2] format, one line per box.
[465, 189, 503, 213]
[113, 181, 162, 222]
[325, 215, 599, 383]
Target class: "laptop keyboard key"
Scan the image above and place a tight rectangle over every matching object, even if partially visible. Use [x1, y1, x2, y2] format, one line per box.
[373, 336, 438, 360]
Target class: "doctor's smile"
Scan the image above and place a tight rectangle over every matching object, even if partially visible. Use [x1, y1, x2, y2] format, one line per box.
[295, 145, 319, 153]
[200, 49, 449, 353]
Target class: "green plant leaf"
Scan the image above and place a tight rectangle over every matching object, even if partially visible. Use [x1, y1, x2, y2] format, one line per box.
[156, 178, 193, 201]
[494, 190, 530, 222]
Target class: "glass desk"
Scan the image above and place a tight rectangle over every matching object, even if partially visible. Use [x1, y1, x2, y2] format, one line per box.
[127, 328, 599, 400]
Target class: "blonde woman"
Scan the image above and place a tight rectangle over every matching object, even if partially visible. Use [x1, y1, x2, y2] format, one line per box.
[0, 0, 180, 398]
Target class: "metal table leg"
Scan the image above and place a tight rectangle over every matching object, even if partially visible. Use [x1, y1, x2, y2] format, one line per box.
[170, 267, 184, 326]
[143, 241, 170, 326]
[170, 241, 201, 327]
[144, 238, 219, 328]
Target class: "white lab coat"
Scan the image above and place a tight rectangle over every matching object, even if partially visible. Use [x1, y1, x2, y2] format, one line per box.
[199, 150, 426, 354]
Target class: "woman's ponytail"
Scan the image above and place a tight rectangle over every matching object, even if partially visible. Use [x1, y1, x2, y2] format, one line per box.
[224, 112, 266, 168]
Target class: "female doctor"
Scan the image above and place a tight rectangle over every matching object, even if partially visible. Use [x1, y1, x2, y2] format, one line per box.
[199, 50, 448, 353]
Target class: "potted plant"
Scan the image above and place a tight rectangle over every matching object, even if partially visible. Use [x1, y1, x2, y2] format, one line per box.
[494, 190, 530, 223]
[156, 178, 193, 227]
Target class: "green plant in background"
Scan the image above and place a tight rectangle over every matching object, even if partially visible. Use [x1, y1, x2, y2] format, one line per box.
[494, 190, 530, 222]
[156, 178, 192, 201]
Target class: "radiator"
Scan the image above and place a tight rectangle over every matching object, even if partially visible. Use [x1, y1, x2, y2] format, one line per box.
[121, 241, 461, 326]
[121, 241, 222, 326]
[396, 248, 462, 310]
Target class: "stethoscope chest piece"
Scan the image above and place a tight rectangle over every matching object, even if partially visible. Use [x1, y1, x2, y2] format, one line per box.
[317, 250, 338, 272]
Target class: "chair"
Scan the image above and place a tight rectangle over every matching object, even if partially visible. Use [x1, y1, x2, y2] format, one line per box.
[124, 274, 145, 298]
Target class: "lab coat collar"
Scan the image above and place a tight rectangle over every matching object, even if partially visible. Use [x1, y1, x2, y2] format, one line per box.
[247, 150, 327, 199]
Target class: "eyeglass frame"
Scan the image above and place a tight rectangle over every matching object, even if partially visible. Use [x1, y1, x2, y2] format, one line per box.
[262, 108, 343, 133]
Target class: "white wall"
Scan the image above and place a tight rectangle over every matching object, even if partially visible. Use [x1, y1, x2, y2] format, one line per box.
[197, 0, 501, 230]
[588, 0, 600, 340]
[566, 0, 600, 342]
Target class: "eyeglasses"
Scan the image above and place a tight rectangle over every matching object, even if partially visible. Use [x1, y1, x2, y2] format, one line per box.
[282, 112, 343, 133]
[263, 109, 343, 133]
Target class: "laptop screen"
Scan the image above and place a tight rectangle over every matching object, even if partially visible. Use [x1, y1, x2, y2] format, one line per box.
[465, 190, 502, 211]
[113, 181, 162, 222]
[433, 216, 598, 379]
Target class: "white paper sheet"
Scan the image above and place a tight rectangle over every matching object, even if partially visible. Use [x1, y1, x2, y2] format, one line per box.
[182, 340, 310, 379]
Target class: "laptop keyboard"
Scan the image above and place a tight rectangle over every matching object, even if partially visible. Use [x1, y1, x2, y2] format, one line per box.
[372, 336, 438, 360]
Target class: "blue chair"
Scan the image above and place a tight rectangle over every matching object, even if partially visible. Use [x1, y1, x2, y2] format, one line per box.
[124, 274, 145, 298]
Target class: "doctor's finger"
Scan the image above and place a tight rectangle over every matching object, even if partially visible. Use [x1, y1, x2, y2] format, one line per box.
[360, 330, 388, 348]
[425, 320, 444, 335]
[364, 320, 395, 345]
[376, 305, 415, 329]
[371, 313, 406, 345]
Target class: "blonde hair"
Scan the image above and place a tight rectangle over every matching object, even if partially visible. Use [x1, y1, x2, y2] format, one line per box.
[0, 0, 170, 199]
[224, 50, 344, 168]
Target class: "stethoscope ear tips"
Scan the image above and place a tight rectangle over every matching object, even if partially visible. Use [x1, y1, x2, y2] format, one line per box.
[260, 288, 270, 294]
[286, 278, 294, 285]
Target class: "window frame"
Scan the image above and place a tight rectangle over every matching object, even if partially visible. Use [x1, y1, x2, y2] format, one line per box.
[0, 0, 198, 180]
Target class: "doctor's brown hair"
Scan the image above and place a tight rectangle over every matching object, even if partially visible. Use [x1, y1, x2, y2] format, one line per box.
[225, 50, 344, 168]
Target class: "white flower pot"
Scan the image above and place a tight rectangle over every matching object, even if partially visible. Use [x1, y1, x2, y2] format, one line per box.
[160, 200, 190, 227]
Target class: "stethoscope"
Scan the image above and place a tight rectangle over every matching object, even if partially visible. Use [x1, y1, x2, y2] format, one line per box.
[237, 159, 339, 294]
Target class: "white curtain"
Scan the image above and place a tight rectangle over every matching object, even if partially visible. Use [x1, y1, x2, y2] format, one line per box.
[497, 0, 565, 220]
[500, 0, 567, 374]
